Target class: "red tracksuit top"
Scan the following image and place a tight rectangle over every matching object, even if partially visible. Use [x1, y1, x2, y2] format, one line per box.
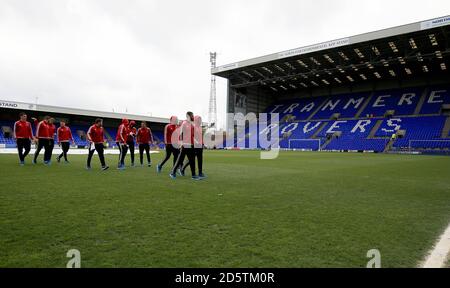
[36, 121, 51, 139]
[57, 126, 73, 142]
[87, 125, 104, 144]
[194, 126, 203, 147]
[14, 120, 33, 139]
[127, 127, 137, 143]
[116, 124, 128, 143]
[164, 124, 178, 144]
[48, 124, 56, 140]
[180, 120, 194, 146]
[137, 127, 153, 144]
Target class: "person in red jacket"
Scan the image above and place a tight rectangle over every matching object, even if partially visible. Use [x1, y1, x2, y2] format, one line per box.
[170, 112, 197, 180]
[127, 120, 137, 167]
[46, 118, 56, 163]
[13, 112, 34, 165]
[86, 118, 109, 171]
[137, 121, 153, 167]
[181, 115, 206, 179]
[56, 120, 75, 163]
[156, 116, 180, 173]
[116, 118, 129, 170]
[32, 116, 52, 165]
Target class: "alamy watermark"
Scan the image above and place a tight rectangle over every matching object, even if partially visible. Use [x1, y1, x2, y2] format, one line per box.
[174, 113, 280, 159]
[66, 249, 81, 268]
[366, 249, 381, 268]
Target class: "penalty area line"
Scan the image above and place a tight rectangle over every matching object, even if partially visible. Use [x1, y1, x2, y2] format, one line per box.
[421, 220, 450, 268]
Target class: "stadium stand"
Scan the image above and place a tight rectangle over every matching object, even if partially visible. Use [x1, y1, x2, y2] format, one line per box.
[220, 86, 450, 153]
[419, 88, 450, 114]
[0, 98, 169, 150]
[213, 16, 450, 154]
[232, 87, 450, 152]
[360, 88, 424, 117]
[0, 121, 166, 148]
[267, 96, 328, 121]
[312, 93, 370, 119]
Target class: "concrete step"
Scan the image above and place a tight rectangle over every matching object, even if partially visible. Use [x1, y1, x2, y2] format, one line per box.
[311, 122, 329, 139]
[414, 87, 429, 115]
[355, 92, 374, 118]
[306, 98, 329, 121]
[321, 137, 333, 150]
[441, 116, 450, 139]
[368, 119, 384, 139]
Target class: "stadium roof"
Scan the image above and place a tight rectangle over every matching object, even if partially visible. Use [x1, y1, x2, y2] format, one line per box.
[0, 99, 169, 124]
[212, 15, 450, 91]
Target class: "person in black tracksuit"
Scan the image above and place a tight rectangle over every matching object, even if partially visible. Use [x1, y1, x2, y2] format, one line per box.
[181, 115, 206, 179]
[156, 116, 180, 173]
[116, 118, 129, 169]
[46, 118, 56, 163]
[86, 118, 109, 171]
[170, 112, 197, 180]
[137, 121, 153, 167]
[14, 112, 34, 165]
[127, 121, 137, 167]
[32, 116, 51, 164]
[56, 120, 75, 163]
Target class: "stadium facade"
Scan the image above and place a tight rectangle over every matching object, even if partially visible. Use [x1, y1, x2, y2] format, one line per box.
[212, 16, 450, 153]
[0, 99, 168, 149]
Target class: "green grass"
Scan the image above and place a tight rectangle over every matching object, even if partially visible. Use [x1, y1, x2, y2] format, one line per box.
[0, 150, 450, 268]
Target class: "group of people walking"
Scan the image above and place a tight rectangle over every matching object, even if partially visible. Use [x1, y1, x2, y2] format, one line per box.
[157, 111, 205, 180]
[14, 113, 74, 166]
[13, 110, 206, 180]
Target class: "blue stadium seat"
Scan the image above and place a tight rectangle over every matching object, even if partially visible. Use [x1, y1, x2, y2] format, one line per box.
[361, 87, 423, 117]
[268, 96, 328, 120]
[313, 93, 369, 119]
[375, 116, 448, 149]
[419, 87, 450, 114]
[245, 86, 450, 152]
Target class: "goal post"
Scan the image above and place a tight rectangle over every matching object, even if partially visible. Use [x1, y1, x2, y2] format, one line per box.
[408, 139, 450, 151]
[288, 139, 321, 151]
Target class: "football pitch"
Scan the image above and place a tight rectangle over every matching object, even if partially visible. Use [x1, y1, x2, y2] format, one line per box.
[0, 150, 449, 268]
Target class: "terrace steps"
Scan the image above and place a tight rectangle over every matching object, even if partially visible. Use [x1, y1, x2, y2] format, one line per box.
[368, 119, 384, 139]
[306, 98, 329, 121]
[441, 116, 450, 139]
[311, 122, 329, 139]
[414, 87, 429, 115]
[354, 92, 374, 118]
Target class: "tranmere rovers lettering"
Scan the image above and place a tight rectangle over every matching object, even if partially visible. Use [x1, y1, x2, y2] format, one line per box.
[260, 119, 403, 135]
[270, 90, 447, 114]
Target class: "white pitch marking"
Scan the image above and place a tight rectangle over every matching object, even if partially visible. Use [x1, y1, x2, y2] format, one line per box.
[421, 221, 450, 268]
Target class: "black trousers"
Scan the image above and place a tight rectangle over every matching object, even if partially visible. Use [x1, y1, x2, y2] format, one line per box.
[58, 142, 70, 161]
[139, 143, 151, 164]
[172, 146, 195, 176]
[159, 144, 180, 168]
[127, 141, 135, 164]
[117, 142, 128, 166]
[182, 148, 203, 175]
[34, 138, 51, 162]
[47, 139, 55, 162]
[16, 138, 31, 162]
[87, 143, 106, 167]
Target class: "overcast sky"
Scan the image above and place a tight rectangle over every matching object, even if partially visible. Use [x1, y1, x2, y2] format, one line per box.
[0, 0, 449, 128]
